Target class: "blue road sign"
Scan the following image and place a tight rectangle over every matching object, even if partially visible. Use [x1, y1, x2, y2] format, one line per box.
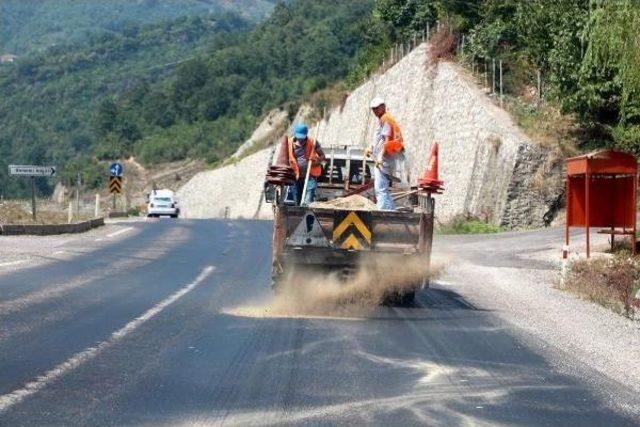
[110, 163, 124, 177]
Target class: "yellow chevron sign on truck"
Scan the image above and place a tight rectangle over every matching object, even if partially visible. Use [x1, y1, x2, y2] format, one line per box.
[332, 211, 372, 250]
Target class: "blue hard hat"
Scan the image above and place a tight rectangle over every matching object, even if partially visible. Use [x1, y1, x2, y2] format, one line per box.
[294, 123, 308, 139]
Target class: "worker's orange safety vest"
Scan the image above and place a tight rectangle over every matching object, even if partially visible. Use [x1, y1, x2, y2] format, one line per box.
[380, 113, 404, 156]
[288, 137, 322, 180]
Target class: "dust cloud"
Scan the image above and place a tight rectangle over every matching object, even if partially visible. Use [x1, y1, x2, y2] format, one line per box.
[224, 255, 443, 320]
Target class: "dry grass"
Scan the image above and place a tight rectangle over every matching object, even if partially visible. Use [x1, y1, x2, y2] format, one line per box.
[308, 82, 350, 116]
[563, 256, 640, 318]
[0, 201, 90, 225]
[508, 99, 580, 155]
[428, 22, 458, 61]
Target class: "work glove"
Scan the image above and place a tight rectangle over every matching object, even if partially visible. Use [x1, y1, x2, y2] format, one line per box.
[375, 153, 384, 169]
[365, 146, 373, 158]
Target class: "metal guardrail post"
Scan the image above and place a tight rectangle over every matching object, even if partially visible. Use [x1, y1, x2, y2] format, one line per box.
[499, 59, 504, 108]
[31, 176, 36, 221]
[492, 58, 496, 94]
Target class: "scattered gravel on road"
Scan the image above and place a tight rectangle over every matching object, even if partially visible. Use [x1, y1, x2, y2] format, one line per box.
[0, 219, 142, 273]
[436, 229, 640, 409]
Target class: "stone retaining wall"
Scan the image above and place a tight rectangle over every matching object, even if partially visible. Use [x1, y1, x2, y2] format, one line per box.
[178, 43, 561, 227]
[312, 43, 558, 228]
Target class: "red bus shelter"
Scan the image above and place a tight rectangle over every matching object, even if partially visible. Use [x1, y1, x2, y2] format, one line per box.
[566, 150, 638, 257]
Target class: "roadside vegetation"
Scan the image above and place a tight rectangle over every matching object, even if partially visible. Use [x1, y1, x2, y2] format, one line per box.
[0, 201, 93, 225]
[563, 255, 640, 319]
[438, 214, 503, 235]
[352, 0, 640, 156]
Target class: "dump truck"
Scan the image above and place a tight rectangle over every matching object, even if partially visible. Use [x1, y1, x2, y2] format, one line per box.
[265, 142, 439, 305]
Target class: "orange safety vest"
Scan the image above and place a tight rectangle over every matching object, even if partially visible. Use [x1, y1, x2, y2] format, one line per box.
[288, 137, 322, 180]
[380, 113, 404, 156]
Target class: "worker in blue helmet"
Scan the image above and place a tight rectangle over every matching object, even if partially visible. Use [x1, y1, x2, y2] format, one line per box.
[286, 123, 325, 205]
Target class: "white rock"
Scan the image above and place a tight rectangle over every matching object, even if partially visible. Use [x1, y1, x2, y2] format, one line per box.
[177, 148, 274, 220]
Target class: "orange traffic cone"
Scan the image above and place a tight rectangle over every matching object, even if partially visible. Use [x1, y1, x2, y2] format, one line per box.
[273, 135, 290, 167]
[418, 142, 444, 192]
[266, 135, 296, 185]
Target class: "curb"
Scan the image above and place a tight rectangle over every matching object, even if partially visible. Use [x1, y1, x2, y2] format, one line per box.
[0, 218, 105, 236]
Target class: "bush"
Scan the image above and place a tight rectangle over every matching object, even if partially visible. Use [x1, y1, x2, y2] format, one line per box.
[428, 21, 459, 61]
[564, 256, 640, 318]
[438, 214, 503, 235]
[127, 206, 141, 217]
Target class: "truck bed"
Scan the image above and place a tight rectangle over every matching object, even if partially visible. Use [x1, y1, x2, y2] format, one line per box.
[281, 206, 430, 253]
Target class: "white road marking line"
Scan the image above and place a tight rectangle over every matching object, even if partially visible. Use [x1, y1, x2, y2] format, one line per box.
[105, 226, 134, 239]
[0, 265, 215, 414]
[0, 260, 25, 268]
[95, 238, 104, 242]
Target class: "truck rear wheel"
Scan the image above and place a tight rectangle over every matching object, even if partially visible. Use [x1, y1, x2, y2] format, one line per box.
[384, 290, 415, 307]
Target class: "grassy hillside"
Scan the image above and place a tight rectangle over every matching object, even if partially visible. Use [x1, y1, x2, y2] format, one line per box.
[0, 0, 277, 53]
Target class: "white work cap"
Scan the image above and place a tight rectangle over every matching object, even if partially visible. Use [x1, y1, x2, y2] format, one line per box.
[370, 97, 385, 108]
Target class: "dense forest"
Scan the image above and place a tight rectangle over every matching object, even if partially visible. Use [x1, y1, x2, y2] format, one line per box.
[358, 0, 640, 154]
[0, 13, 252, 195]
[2, 0, 638, 198]
[0, 0, 374, 196]
[0, 0, 277, 53]
[98, 0, 373, 167]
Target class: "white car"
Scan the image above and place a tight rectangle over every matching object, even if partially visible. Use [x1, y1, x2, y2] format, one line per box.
[148, 190, 180, 218]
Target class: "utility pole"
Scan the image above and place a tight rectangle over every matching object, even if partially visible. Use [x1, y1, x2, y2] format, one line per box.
[499, 60, 504, 108]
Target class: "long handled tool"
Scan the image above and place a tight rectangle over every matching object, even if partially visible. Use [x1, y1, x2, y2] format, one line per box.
[300, 117, 323, 206]
[392, 188, 420, 201]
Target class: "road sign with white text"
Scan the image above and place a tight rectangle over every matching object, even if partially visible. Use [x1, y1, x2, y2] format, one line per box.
[9, 165, 56, 177]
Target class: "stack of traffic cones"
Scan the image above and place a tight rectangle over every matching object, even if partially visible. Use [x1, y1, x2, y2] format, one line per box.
[265, 136, 296, 185]
[417, 143, 444, 193]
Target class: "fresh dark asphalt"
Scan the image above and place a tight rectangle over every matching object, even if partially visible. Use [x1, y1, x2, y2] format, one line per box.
[0, 220, 638, 426]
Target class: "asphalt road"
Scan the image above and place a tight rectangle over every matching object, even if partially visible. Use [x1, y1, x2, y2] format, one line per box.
[0, 219, 639, 426]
